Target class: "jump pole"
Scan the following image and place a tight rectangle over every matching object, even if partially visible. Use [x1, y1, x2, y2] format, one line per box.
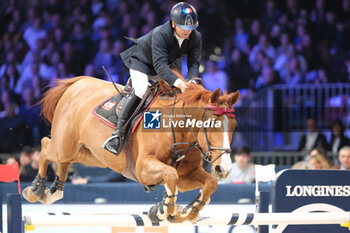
[23, 211, 350, 228]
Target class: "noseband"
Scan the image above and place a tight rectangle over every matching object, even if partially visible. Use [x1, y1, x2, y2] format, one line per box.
[171, 98, 234, 165]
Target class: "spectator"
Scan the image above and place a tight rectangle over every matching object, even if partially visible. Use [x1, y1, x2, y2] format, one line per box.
[93, 38, 112, 76]
[285, 0, 300, 28]
[232, 18, 249, 53]
[69, 22, 90, 56]
[250, 50, 271, 75]
[84, 63, 97, 77]
[16, 59, 45, 95]
[274, 44, 307, 81]
[249, 34, 276, 66]
[292, 160, 314, 169]
[312, 68, 328, 84]
[20, 146, 55, 182]
[247, 19, 262, 50]
[310, 0, 326, 29]
[61, 41, 79, 75]
[91, 0, 104, 16]
[307, 149, 331, 169]
[283, 56, 304, 84]
[23, 18, 47, 51]
[333, 146, 350, 170]
[19, 146, 33, 168]
[220, 147, 255, 184]
[226, 49, 253, 91]
[109, 39, 128, 84]
[43, 50, 67, 79]
[4, 155, 19, 165]
[269, 24, 282, 47]
[328, 119, 350, 156]
[202, 60, 228, 92]
[260, 0, 281, 33]
[0, 95, 25, 153]
[52, 27, 66, 51]
[254, 65, 279, 91]
[19, 87, 46, 145]
[298, 117, 328, 152]
[275, 33, 290, 57]
[298, 34, 322, 71]
[293, 24, 308, 48]
[3, 63, 20, 90]
[339, 56, 350, 82]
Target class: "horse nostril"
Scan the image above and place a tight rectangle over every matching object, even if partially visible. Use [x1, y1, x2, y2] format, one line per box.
[215, 165, 222, 174]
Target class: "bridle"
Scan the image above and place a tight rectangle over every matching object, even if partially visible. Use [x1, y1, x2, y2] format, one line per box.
[170, 97, 235, 166]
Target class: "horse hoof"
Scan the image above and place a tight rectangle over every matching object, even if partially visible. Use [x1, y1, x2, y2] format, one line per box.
[148, 205, 163, 223]
[189, 214, 200, 223]
[22, 187, 41, 203]
[39, 189, 63, 204]
[167, 215, 176, 223]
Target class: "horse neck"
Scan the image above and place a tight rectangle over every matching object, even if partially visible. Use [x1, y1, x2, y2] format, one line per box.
[173, 99, 205, 140]
[175, 99, 205, 120]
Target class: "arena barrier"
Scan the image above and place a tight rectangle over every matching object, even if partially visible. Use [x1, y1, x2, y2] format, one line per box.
[1, 169, 350, 233]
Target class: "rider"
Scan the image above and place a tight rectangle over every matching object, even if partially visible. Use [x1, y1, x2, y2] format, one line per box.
[103, 2, 202, 155]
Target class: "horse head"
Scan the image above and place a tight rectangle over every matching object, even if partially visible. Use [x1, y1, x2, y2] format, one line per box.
[179, 85, 240, 180]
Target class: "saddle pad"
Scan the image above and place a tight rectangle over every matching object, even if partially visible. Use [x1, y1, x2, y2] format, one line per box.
[93, 94, 123, 129]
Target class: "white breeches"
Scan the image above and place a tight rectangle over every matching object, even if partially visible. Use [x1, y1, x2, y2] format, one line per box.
[130, 69, 151, 99]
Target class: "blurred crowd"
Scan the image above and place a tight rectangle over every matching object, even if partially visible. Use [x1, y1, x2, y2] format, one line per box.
[0, 0, 350, 153]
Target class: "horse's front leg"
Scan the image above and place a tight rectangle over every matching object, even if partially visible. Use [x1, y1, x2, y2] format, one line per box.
[170, 167, 218, 223]
[136, 156, 179, 222]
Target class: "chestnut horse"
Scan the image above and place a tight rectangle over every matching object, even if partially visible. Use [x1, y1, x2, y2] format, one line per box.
[22, 76, 239, 223]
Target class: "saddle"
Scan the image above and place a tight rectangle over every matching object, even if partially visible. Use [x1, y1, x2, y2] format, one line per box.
[93, 79, 160, 133]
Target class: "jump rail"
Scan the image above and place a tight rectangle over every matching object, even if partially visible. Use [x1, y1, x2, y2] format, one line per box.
[22, 211, 350, 227]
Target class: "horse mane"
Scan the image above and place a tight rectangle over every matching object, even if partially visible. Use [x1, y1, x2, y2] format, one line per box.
[178, 83, 212, 105]
[40, 77, 86, 124]
[158, 80, 237, 106]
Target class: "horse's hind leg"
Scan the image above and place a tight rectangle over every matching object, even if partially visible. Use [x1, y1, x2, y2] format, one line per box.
[39, 162, 70, 204]
[22, 137, 53, 202]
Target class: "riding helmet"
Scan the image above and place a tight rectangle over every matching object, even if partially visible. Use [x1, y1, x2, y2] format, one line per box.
[170, 2, 199, 31]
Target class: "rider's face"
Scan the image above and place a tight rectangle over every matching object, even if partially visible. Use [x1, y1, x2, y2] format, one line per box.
[172, 22, 192, 39]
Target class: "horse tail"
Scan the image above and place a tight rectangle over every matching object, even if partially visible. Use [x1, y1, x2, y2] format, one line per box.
[40, 76, 86, 123]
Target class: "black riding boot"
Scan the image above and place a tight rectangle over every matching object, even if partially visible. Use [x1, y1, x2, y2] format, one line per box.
[103, 90, 141, 155]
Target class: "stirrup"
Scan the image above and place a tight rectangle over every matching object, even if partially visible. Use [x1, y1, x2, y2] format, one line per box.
[103, 135, 123, 155]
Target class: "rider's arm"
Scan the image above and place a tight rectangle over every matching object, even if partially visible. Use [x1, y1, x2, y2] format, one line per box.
[187, 30, 202, 80]
[152, 31, 179, 87]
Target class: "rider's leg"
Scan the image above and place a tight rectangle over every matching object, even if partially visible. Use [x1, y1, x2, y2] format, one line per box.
[103, 69, 148, 155]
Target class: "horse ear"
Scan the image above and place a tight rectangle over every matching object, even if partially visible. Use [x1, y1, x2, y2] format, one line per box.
[210, 88, 221, 103]
[228, 91, 240, 106]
